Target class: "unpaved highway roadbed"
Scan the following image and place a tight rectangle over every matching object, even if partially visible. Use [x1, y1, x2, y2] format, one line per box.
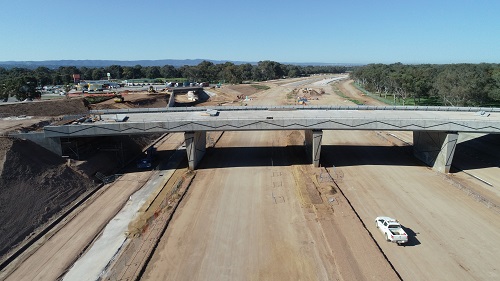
[142, 130, 399, 281]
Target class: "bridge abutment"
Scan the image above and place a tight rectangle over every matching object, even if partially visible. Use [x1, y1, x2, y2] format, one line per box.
[413, 131, 458, 173]
[305, 129, 322, 167]
[185, 131, 206, 170]
[12, 132, 62, 156]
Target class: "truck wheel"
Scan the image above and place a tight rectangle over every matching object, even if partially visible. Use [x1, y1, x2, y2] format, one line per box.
[385, 234, 390, 242]
[376, 222, 379, 228]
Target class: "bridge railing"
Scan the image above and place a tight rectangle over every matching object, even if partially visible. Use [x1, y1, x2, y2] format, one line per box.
[89, 105, 500, 115]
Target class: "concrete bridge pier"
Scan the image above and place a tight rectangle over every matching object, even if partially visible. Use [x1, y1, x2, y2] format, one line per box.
[413, 131, 458, 173]
[167, 92, 176, 107]
[305, 129, 323, 167]
[185, 131, 206, 170]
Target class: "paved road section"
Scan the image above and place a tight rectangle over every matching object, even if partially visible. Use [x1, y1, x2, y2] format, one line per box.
[63, 167, 178, 281]
[44, 109, 500, 137]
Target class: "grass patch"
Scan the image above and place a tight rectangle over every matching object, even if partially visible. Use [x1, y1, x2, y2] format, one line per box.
[331, 84, 364, 105]
[250, 84, 270, 91]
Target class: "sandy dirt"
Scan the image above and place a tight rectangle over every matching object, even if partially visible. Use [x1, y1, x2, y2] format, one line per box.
[141, 76, 500, 281]
[322, 129, 500, 280]
[0, 138, 94, 258]
[0, 98, 89, 117]
[141, 76, 400, 281]
[336, 79, 387, 106]
[143, 129, 398, 281]
[2, 75, 499, 281]
[90, 92, 170, 110]
[0, 98, 90, 134]
[1, 133, 186, 280]
[1, 171, 152, 281]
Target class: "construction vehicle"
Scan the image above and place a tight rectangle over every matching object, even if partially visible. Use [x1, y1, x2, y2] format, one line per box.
[137, 146, 156, 169]
[297, 96, 308, 105]
[113, 95, 124, 103]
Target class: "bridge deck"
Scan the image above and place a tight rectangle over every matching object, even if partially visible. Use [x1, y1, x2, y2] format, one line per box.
[43, 108, 500, 137]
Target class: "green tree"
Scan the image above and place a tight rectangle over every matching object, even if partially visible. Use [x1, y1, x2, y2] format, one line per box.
[132, 65, 143, 79]
[92, 68, 105, 80]
[160, 65, 178, 79]
[33, 67, 52, 86]
[0, 79, 9, 101]
[238, 63, 254, 81]
[105, 65, 123, 80]
[434, 64, 488, 106]
[221, 62, 242, 84]
[144, 66, 161, 79]
[197, 61, 215, 82]
[79, 67, 94, 80]
[8, 76, 40, 101]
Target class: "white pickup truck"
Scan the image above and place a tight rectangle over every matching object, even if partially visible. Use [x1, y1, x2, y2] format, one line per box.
[375, 216, 408, 245]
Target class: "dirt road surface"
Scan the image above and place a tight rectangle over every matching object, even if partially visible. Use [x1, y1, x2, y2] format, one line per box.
[142, 129, 398, 281]
[322, 130, 500, 280]
[142, 76, 499, 281]
[4, 75, 499, 281]
[142, 76, 399, 281]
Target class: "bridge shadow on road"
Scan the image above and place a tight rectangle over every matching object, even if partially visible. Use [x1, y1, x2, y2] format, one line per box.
[320, 135, 500, 172]
[320, 145, 420, 168]
[196, 145, 309, 169]
[452, 134, 500, 172]
[148, 135, 499, 172]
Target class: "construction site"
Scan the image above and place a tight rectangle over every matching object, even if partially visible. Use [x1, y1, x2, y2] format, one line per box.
[1, 75, 500, 281]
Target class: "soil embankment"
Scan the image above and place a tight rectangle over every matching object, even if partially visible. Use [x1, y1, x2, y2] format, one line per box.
[0, 137, 94, 257]
[0, 97, 160, 262]
[0, 98, 90, 117]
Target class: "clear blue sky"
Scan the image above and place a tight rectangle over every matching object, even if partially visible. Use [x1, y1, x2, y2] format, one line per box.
[1, 0, 499, 64]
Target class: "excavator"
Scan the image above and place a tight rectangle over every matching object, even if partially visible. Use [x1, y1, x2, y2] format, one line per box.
[113, 94, 124, 103]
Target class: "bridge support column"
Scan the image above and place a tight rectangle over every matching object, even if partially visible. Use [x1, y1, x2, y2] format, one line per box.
[168, 92, 176, 107]
[185, 131, 206, 170]
[413, 131, 458, 173]
[305, 129, 322, 167]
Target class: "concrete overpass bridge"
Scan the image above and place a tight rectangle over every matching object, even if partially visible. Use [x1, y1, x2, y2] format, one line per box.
[15, 105, 500, 173]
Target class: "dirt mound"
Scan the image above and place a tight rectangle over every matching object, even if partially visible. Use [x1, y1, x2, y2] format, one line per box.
[91, 94, 168, 110]
[0, 137, 95, 258]
[309, 88, 325, 96]
[0, 98, 89, 117]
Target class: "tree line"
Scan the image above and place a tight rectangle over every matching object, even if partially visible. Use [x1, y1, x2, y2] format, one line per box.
[350, 63, 500, 107]
[0, 61, 348, 101]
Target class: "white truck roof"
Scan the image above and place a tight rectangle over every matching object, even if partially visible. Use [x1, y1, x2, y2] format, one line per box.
[376, 216, 399, 223]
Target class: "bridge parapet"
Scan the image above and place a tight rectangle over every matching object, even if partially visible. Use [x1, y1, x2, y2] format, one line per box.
[89, 105, 500, 115]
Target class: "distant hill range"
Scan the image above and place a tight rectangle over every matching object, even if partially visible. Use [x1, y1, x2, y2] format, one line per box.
[0, 59, 357, 69]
